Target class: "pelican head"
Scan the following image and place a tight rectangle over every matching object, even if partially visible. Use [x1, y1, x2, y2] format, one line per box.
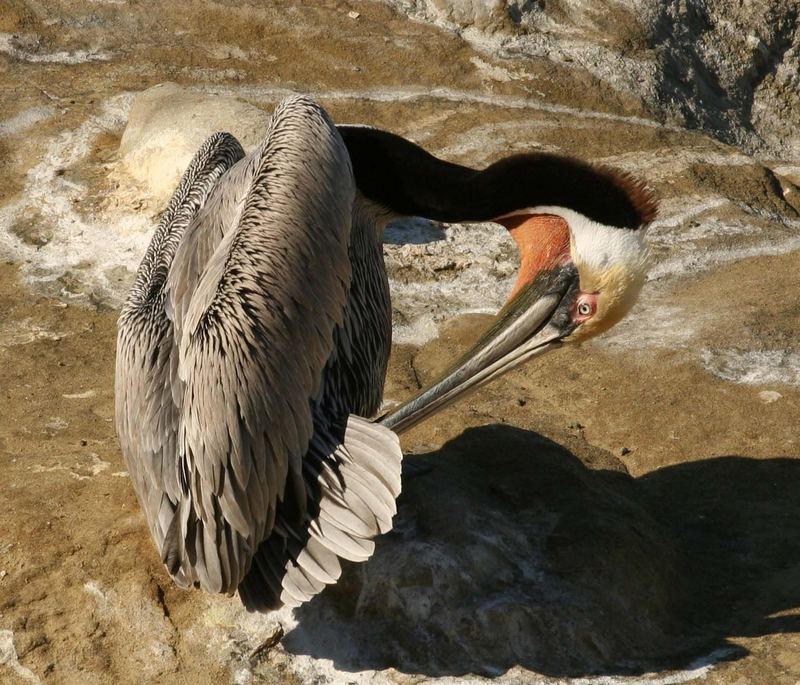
[380, 188, 655, 434]
[336, 127, 657, 433]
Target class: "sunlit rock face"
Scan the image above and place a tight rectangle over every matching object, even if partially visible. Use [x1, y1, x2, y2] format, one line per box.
[119, 83, 272, 207]
[377, 0, 800, 158]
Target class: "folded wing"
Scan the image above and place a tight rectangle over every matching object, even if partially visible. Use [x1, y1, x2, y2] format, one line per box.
[116, 131, 245, 586]
[118, 95, 403, 605]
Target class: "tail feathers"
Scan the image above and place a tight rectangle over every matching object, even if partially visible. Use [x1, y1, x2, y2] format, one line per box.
[161, 492, 258, 596]
[238, 415, 402, 611]
[154, 494, 199, 589]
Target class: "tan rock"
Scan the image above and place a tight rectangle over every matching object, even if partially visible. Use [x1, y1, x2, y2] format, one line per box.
[119, 83, 272, 206]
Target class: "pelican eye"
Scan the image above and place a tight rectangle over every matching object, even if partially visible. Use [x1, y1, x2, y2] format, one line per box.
[573, 294, 598, 324]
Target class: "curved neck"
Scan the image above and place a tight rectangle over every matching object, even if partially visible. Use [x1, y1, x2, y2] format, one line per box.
[337, 126, 653, 229]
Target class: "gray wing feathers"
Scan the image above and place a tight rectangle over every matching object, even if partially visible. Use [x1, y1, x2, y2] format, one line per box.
[115, 132, 245, 582]
[166, 155, 260, 344]
[176, 96, 356, 592]
[118, 95, 403, 609]
[239, 415, 402, 609]
[125, 132, 246, 309]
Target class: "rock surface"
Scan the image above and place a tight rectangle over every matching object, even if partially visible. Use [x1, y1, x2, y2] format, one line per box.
[119, 83, 272, 206]
[287, 427, 684, 678]
[1, 1, 799, 684]
[378, 0, 800, 158]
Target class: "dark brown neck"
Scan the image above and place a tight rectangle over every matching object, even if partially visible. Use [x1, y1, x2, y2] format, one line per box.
[337, 125, 656, 229]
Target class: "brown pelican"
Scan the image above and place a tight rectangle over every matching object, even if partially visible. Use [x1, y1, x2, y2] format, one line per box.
[115, 95, 656, 611]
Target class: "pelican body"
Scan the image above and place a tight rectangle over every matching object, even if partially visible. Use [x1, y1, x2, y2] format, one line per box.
[116, 95, 656, 611]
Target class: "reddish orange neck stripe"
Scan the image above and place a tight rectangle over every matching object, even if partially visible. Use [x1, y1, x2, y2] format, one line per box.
[497, 214, 572, 300]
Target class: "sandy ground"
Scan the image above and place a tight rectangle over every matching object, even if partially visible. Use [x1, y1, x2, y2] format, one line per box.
[1, 1, 800, 683]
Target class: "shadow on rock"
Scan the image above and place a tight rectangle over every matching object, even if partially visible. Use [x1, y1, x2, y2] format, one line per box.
[282, 425, 800, 678]
[383, 217, 446, 245]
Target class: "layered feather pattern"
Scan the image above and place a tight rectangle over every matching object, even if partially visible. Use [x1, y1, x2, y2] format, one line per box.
[116, 95, 402, 607]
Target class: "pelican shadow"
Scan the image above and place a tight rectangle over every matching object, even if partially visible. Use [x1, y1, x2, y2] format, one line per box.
[382, 216, 446, 245]
[282, 424, 800, 678]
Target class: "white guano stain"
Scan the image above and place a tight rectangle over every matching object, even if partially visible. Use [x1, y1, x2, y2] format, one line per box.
[83, 580, 109, 608]
[44, 416, 69, 431]
[0, 630, 41, 684]
[773, 164, 800, 180]
[595, 147, 757, 179]
[597, 298, 702, 351]
[62, 390, 97, 399]
[650, 231, 800, 282]
[647, 197, 731, 231]
[29, 452, 111, 480]
[701, 349, 800, 387]
[0, 92, 153, 303]
[86, 453, 111, 477]
[0, 32, 111, 64]
[553, 647, 734, 685]
[385, 219, 516, 344]
[82, 579, 177, 675]
[0, 106, 54, 138]
[0, 318, 64, 347]
[200, 83, 684, 131]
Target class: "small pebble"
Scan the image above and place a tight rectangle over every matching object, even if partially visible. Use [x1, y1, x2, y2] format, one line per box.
[347, 10, 360, 19]
[63, 390, 96, 399]
[516, 397, 526, 407]
[759, 390, 782, 404]
[619, 447, 631, 456]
